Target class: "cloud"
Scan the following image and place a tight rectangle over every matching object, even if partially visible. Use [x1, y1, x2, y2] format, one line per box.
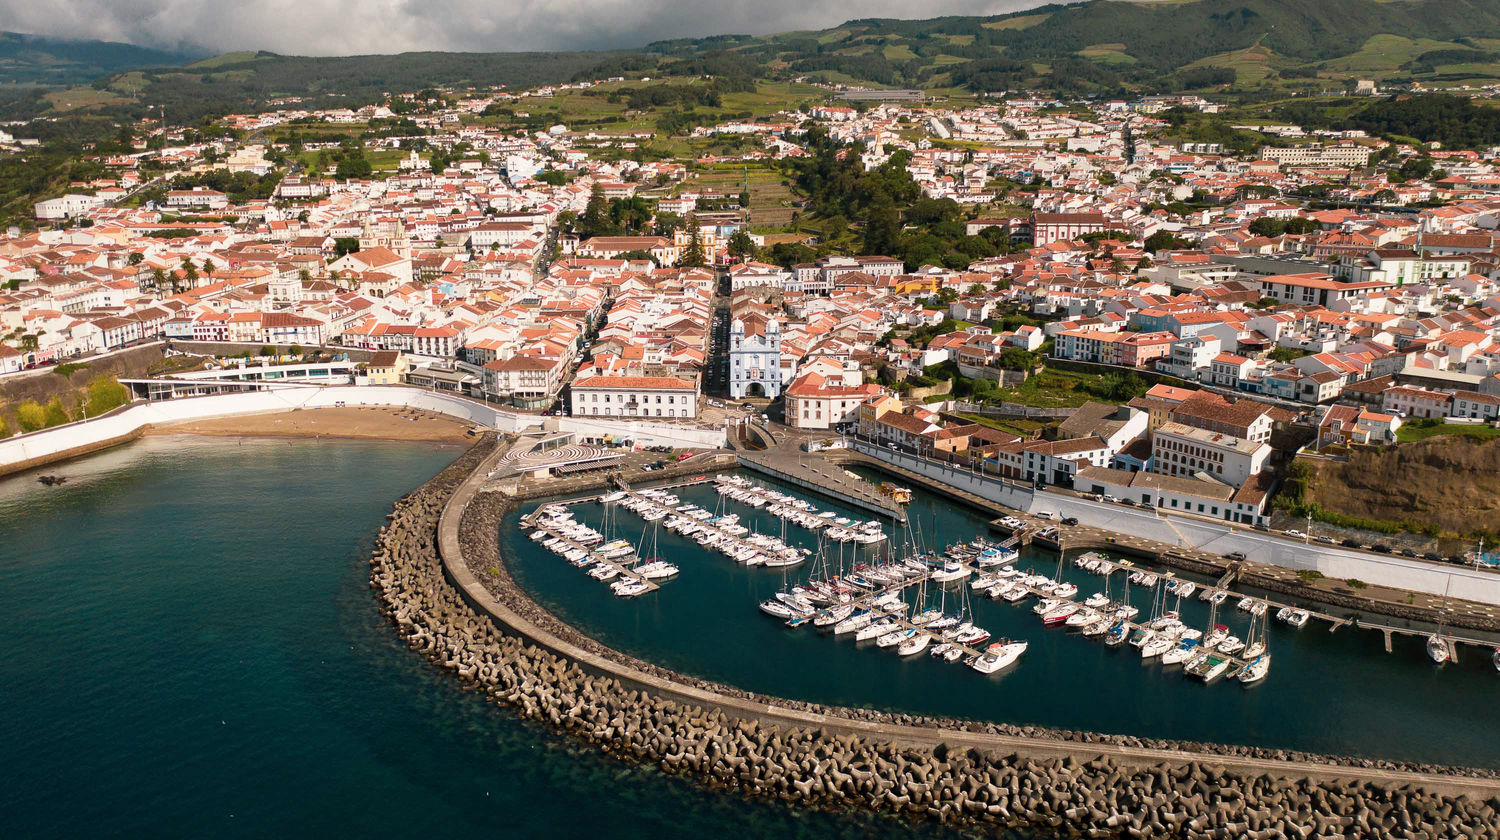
[0, 0, 1056, 55]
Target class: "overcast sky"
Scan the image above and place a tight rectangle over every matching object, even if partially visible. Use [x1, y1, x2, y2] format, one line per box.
[3, 0, 1059, 56]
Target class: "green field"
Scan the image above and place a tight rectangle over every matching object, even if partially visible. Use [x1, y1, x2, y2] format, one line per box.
[1395, 422, 1500, 443]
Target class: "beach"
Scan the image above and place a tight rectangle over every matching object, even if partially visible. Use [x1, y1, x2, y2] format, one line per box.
[153, 405, 477, 442]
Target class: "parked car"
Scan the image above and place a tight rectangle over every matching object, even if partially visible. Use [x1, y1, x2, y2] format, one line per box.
[1400, 548, 1418, 558]
[1284, 529, 1304, 539]
[1035, 511, 1059, 521]
[1371, 544, 1393, 554]
[1120, 498, 1137, 507]
[1340, 538, 1362, 548]
[1315, 536, 1337, 545]
[1424, 553, 1444, 563]
[1061, 516, 1079, 526]
[1226, 552, 1247, 562]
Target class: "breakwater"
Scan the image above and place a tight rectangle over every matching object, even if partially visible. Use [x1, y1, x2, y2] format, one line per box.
[370, 437, 1500, 838]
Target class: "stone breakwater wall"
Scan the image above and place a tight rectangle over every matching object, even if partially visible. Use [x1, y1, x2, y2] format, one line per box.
[370, 437, 1500, 838]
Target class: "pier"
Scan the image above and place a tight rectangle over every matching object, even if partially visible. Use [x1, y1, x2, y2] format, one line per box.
[738, 451, 907, 522]
[517, 516, 662, 595]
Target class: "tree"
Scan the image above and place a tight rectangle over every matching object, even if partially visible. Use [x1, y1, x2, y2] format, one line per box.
[966, 283, 986, 297]
[151, 268, 168, 292]
[679, 218, 706, 268]
[260, 345, 275, 357]
[997, 347, 1035, 371]
[15, 400, 46, 433]
[201, 259, 216, 276]
[83, 376, 128, 417]
[289, 345, 304, 357]
[738, 189, 750, 208]
[1144, 230, 1187, 253]
[862, 187, 902, 258]
[579, 184, 615, 238]
[42, 397, 69, 428]
[335, 154, 373, 180]
[127, 252, 143, 266]
[726, 230, 756, 262]
[333, 237, 360, 259]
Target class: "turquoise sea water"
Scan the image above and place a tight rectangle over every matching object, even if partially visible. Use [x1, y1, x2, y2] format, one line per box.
[0, 438, 967, 839]
[504, 469, 1500, 769]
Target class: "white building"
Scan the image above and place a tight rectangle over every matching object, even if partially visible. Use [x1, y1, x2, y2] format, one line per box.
[571, 375, 699, 419]
[1151, 421, 1270, 488]
[729, 316, 781, 399]
[35, 193, 105, 220]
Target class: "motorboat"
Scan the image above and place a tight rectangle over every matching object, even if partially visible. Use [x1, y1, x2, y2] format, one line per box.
[1251, 601, 1268, 617]
[1210, 591, 1229, 606]
[611, 580, 650, 598]
[1174, 582, 1197, 599]
[588, 565, 619, 582]
[1236, 596, 1255, 612]
[1218, 635, 1245, 655]
[969, 640, 1028, 674]
[1065, 608, 1098, 629]
[815, 604, 856, 628]
[635, 561, 679, 580]
[1052, 582, 1079, 599]
[1140, 632, 1177, 659]
[1040, 601, 1079, 626]
[1204, 624, 1230, 649]
[1084, 592, 1110, 609]
[1081, 615, 1112, 637]
[1238, 653, 1271, 685]
[1105, 623, 1130, 647]
[931, 561, 972, 583]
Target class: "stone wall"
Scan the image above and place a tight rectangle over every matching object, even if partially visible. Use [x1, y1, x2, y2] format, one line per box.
[365, 436, 1500, 839]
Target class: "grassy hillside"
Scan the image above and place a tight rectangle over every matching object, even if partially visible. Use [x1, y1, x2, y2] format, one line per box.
[18, 0, 1500, 124]
[0, 32, 202, 86]
[625, 0, 1500, 95]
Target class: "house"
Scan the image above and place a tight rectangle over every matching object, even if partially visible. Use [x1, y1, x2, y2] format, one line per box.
[784, 373, 886, 430]
[1381, 385, 1451, 419]
[482, 355, 565, 408]
[365, 350, 408, 385]
[1031, 211, 1108, 245]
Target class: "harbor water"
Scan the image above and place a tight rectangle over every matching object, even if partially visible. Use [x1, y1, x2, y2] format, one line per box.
[0, 437, 966, 839]
[503, 468, 1500, 770]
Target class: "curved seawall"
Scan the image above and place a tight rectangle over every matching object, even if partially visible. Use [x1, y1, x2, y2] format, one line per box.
[369, 435, 1500, 838]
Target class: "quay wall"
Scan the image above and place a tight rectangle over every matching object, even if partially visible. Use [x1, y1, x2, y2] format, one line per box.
[365, 435, 1500, 840]
[738, 456, 907, 521]
[0, 385, 725, 476]
[851, 441, 1500, 607]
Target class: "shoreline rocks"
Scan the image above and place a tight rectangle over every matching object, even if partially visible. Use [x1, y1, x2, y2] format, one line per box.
[371, 437, 1500, 838]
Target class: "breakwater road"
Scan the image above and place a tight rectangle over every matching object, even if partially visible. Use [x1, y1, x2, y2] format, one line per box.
[371, 435, 1500, 838]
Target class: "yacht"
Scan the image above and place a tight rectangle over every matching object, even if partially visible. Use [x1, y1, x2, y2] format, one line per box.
[1218, 635, 1245, 655]
[588, 565, 619, 582]
[1160, 637, 1200, 666]
[969, 640, 1028, 674]
[1188, 653, 1232, 682]
[897, 632, 932, 656]
[931, 561, 972, 583]
[815, 604, 856, 628]
[635, 561, 679, 580]
[1081, 615, 1113, 637]
[1237, 653, 1271, 685]
[1083, 592, 1110, 609]
[1105, 623, 1130, 647]
[1428, 633, 1451, 665]
[611, 580, 650, 598]
[878, 628, 915, 649]
[759, 599, 796, 620]
[1140, 632, 1177, 659]
[855, 620, 898, 642]
[1040, 601, 1079, 626]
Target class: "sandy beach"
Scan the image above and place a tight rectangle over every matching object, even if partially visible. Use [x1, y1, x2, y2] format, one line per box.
[152, 406, 478, 442]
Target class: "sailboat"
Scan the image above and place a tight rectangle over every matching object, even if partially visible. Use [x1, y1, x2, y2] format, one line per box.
[1237, 652, 1271, 685]
[1429, 575, 1453, 664]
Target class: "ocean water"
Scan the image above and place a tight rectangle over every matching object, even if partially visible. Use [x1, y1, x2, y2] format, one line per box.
[0, 437, 972, 839]
[504, 468, 1500, 769]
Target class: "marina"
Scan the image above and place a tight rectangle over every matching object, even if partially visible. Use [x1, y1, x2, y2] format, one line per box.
[504, 469, 1500, 769]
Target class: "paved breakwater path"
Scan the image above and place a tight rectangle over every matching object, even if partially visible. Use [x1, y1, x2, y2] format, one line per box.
[368, 436, 1500, 838]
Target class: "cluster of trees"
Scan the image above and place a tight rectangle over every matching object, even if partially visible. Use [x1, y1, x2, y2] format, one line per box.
[1351, 95, 1500, 150]
[11, 376, 129, 433]
[1248, 216, 1319, 237]
[785, 129, 1017, 270]
[154, 168, 283, 203]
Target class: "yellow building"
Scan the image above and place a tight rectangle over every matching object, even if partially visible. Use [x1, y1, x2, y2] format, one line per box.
[366, 350, 408, 385]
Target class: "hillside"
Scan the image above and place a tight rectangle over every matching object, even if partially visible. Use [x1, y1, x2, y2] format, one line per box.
[17, 0, 1500, 125]
[0, 32, 202, 86]
[626, 0, 1500, 94]
[1301, 436, 1500, 541]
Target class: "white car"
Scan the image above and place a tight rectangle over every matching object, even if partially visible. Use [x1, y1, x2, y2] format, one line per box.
[1284, 529, 1304, 538]
[1035, 511, 1059, 521]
